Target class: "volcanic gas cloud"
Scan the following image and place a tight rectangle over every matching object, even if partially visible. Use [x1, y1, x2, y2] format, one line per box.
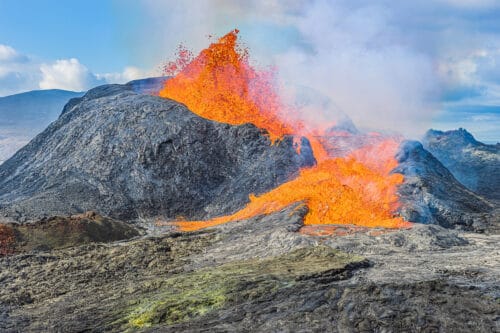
[159, 30, 411, 231]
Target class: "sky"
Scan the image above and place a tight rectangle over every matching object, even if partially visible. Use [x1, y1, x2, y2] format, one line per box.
[0, 0, 499, 142]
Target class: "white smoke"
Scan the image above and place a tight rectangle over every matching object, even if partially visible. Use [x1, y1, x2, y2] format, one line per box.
[274, 1, 440, 138]
[139, 1, 442, 138]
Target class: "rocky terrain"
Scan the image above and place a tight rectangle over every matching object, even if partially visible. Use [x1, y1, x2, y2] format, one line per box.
[126, 76, 169, 95]
[0, 81, 498, 332]
[423, 128, 500, 201]
[395, 140, 494, 231]
[0, 211, 138, 255]
[0, 205, 498, 332]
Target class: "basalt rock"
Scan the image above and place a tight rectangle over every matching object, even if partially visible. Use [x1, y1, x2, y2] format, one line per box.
[0, 83, 315, 223]
[0, 206, 497, 332]
[423, 128, 500, 201]
[395, 140, 494, 231]
[1, 212, 139, 254]
[126, 76, 170, 95]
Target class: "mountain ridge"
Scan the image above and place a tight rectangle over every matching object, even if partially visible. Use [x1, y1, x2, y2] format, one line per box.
[423, 128, 500, 201]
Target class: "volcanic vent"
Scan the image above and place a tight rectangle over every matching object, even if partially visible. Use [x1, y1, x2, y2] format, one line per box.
[159, 30, 409, 231]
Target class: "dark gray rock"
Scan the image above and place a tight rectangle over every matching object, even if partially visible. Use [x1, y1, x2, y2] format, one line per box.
[2, 211, 139, 254]
[423, 128, 500, 201]
[0, 205, 497, 333]
[0, 83, 314, 222]
[395, 140, 494, 230]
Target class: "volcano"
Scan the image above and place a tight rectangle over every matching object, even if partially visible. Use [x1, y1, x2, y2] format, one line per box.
[0, 83, 314, 222]
[0, 31, 498, 332]
[423, 128, 500, 201]
[0, 31, 496, 230]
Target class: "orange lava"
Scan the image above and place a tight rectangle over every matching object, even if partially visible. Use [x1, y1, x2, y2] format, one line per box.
[159, 30, 410, 232]
[159, 29, 296, 142]
[175, 140, 409, 232]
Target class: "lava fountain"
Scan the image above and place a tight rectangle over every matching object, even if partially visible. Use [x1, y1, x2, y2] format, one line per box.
[159, 30, 411, 231]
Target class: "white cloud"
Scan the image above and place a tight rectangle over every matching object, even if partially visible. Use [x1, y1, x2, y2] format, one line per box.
[0, 45, 39, 96]
[439, 57, 478, 87]
[272, 1, 440, 138]
[39, 58, 102, 91]
[0, 44, 154, 96]
[0, 44, 18, 61]
[0, 44, 26, 62]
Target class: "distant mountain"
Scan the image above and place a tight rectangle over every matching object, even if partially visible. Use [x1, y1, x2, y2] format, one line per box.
[423, 129, 500, 201]
[0, 89, 85, 164]
[0, 89, 85, 129]
[395, 140, 493, 230]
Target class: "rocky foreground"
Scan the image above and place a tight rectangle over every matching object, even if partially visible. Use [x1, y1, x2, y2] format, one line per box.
[0, 205, 498, 332]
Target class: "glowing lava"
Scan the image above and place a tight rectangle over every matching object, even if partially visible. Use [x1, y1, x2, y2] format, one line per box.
[160, 29, 296, 142]
[159, 30, 410, 232]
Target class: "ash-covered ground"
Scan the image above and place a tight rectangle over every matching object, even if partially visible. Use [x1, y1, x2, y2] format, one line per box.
[0, 206, 498, 332]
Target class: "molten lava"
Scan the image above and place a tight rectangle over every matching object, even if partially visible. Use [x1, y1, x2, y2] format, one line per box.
[160, 30, 296, 141]
[159, 30, 410, 232]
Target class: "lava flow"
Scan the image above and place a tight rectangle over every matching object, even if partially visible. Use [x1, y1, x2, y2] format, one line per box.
[159, 30, 411, 231]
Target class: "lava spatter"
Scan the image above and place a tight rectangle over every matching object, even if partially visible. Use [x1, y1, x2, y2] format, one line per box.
[159, 30, 410, 231]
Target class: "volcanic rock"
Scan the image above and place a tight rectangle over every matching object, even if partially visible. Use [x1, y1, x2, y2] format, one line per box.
[1, 212, 139, 254]
[395, 140, 494, 231]
[0, 83, 314, 223]
[0, 205, 497, 332]
[126, 76, 170, 95]
[423, 128, 500, 201]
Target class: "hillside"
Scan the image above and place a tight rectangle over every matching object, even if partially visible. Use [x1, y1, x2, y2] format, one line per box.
[423, 129, 500, 201]
[0, 83, 314, 222]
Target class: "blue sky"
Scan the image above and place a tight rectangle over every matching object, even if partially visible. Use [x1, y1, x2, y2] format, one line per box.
[0, 1, 123, 72]
[0, 0, 499, 142]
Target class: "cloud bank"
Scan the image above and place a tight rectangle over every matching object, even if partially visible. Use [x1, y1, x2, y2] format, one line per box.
[39, 58, 102, 91]
[0, 44, 151, 96]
